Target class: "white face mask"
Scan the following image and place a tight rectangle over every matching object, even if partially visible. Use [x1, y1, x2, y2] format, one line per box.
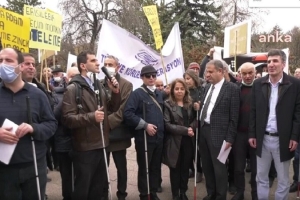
[147, 85, 156, 92]
[54, 77, 62, 82]
[0, 63, 20, 83]
[106, 67, 116, 76]
[242, 81, 253, 86]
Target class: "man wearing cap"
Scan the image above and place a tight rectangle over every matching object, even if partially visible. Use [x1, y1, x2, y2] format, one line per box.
[49, 66, 69, 172]
[124, 65, 164, 200]
[51, 67, 67, 88]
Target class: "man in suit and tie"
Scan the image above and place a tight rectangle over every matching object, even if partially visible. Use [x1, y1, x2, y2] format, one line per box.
[249, 49, 300, 200]
[199, 60, 240, 200]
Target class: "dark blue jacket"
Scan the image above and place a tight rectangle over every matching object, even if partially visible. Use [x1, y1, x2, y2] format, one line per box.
[124, 85, 164, 143]
[53, 86, 72, 152]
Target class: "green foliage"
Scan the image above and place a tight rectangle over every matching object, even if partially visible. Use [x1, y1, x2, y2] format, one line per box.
[4, 0, 42, 14]
[155, 0, 221, 64]
[159, 0, 221, 45]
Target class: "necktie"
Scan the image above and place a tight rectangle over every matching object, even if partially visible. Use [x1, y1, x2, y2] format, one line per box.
[200, 85, 215, 126]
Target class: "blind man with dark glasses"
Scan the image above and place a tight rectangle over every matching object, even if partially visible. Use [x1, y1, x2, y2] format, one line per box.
[124, 65, 164, 200]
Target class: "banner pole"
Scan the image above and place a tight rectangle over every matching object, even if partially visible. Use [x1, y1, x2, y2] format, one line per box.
[160, 49, 168, 85]
[39, 49, 44, 82]
[44, 50, 50, 91]
[53, 55, 56, 68]
[234, 30, 238, 72]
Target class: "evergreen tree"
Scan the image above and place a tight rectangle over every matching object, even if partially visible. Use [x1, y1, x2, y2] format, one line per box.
[4, 0, 42, 14]
[159, 0, 221, 45]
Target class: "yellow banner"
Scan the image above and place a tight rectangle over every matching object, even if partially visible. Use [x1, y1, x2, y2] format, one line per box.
[0, 8, 30, 52]
[23, 5, 62, 51]
[229, 22, 248, 57]
[143, 5, 163, 50]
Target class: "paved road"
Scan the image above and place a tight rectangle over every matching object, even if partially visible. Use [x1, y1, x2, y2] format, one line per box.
[46, 139, 299, 199]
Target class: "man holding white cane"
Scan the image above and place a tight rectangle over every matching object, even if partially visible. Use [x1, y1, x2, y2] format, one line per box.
[0, 48, 57, 200]
[62, 51, 120, 200]
[124, 65, 164, 200]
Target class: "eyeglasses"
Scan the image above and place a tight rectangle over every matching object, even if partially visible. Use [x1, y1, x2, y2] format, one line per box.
[156, 84, 163, 87]
[144, 74, 157, 79]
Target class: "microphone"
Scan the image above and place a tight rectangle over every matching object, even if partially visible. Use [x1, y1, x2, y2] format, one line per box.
[101, 67, 118, 88]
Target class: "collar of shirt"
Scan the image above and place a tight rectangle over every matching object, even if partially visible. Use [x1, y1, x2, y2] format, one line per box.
[212, 77, 225, 90]
[268, 76, 283, 87]
[81, 75, 94, 90]
[1, 81, 31, 90]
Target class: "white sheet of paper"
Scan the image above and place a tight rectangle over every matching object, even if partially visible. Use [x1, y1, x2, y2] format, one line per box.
[217, 140, 232, 164]
[0, 119, 19, 165]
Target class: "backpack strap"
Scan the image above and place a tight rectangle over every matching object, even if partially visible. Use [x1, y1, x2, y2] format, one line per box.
[73, 82, 83, 110]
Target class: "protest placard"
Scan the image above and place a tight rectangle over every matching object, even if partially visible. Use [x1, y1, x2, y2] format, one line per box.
[223, 20, 252, 59]
[0, 8, 30, 52]
[143, 5, 163, 50]
[23, 5, 62, 51]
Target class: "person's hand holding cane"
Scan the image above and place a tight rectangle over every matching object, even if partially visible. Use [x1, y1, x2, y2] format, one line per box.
[95, 107, 104, 123]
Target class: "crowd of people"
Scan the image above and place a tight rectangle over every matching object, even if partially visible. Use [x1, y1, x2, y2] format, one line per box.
[0, 47, 299, 200]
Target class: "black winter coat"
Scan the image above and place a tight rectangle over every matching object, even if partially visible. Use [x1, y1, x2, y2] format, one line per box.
[53, 86, 72, 152]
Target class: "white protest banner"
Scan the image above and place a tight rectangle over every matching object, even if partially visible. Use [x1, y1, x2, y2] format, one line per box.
[213, 46, 223, 60]
[66, 53, 77, 72]
[96, 19, 184, 89]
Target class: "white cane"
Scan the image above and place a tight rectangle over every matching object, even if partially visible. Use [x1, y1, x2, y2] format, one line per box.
[31, 137, 42, 200]
[93, 74, 112, 200]
[72, 162, 74, 192]
[297, 148, 300, 198]
[26, 96, 42, 200]
[193, 110, 199, 200]
[142, 102, 151, 200]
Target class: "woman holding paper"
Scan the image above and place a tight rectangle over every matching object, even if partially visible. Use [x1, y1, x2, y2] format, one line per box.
[162, 78, 197, 200]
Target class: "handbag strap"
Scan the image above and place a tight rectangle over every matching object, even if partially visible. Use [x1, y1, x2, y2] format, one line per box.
[140, 87, 163, 113]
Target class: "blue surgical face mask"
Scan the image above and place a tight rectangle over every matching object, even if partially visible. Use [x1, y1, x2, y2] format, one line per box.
[0, 63, 20, 83]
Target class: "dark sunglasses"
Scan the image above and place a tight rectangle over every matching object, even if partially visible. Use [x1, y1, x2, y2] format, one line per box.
[144, 74, 157, 79]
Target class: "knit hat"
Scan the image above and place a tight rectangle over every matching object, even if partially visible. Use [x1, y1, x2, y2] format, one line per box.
[183, 69, 200, 87]
[141, 65, 157, 76]
[188, 62, 200, 70]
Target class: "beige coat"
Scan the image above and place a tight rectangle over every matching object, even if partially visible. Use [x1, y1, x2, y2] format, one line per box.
[103, 74, 133, 152]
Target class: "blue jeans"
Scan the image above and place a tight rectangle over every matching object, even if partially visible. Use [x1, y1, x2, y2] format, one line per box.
[293, 144, 300, 182]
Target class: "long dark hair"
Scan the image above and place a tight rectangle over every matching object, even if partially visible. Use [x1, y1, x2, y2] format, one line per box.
[168, 78, 192, 109]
